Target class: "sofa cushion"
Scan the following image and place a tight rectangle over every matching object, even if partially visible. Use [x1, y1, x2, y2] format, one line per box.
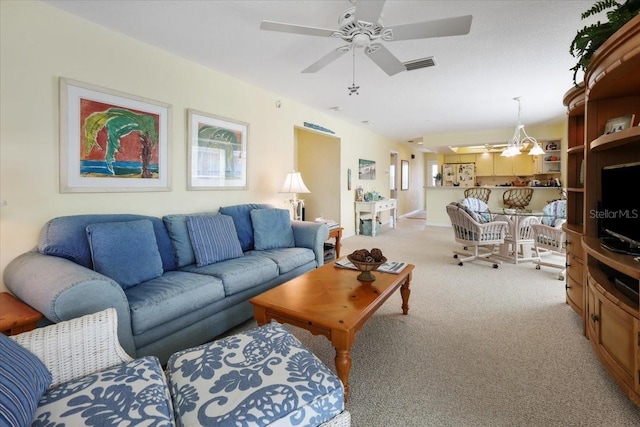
[39, 214, 176, 271]
[187, 214, 244, 266]
[0, 334, 52, 427]
[163, 211, 218, 268]
[86, 219, 163, 289]
[166, 321, 344, 427]
[247, 247, 316, 274]
[251, 208, 295, 250]
[181, 255, 278, 296]
[34, 356, 174, 426]
[125, 271, 226, 336]
[219, 203, 272, 251]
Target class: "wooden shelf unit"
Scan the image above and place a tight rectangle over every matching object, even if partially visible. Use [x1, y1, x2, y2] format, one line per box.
[564, 15, 640, 407]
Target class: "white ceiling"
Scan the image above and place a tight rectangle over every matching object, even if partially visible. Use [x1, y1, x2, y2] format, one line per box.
[44, 0, 596, 147]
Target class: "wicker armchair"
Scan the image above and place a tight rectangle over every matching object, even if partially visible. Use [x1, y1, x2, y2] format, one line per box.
[503, 188, 534, 210]
[531, 223, 566, 280]
[464, 187, 491, 203]
[446, 204, 508, 268]
[8, 309, 351, 426]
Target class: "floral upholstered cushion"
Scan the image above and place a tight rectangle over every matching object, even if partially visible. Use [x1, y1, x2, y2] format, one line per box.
[166, 321, 344, 427]
[460, 197, 491, 223]
[33, 356, 174, 426]
[542, 200, 567, 226]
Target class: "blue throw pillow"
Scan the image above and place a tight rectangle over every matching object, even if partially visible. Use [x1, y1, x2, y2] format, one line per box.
[0, 334, 52, 427]
[86, 219, 164, 289]
[163, 212, 217, 267]
[187, 214, 244, 267]
[219, 204, 273, 251]
[250, 208, 295, 250]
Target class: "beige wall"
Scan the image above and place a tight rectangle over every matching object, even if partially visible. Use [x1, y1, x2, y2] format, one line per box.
[296, 128, 340, 222]
[0, 1, 427, 291]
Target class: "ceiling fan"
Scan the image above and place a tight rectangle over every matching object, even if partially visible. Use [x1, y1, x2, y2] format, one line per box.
[260, 0, 472, 76]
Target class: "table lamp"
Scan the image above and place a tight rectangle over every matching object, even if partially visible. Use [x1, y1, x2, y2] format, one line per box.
[279, 171, 310, 220]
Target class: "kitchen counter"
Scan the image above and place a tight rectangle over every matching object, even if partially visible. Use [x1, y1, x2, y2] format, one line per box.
[425, 186, 563, 226]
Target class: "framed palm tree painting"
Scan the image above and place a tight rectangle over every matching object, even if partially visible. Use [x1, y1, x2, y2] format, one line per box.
[59, 78, 171, 192]
[187, 109, 248, 190]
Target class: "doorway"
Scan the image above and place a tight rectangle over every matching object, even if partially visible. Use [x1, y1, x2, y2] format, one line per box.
[296, 128, 341, 224]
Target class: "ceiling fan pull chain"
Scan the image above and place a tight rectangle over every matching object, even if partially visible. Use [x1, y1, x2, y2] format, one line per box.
[349, 49, 360, 96]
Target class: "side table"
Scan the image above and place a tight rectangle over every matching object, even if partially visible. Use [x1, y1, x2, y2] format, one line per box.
[0, 292, 43, 335]
[328, 227, 343, 259]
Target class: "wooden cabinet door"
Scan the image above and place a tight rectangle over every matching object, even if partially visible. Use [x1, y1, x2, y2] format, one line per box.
[475, 154, 494, 176]
[588, 280, 637, 392]
[444, 155, 459, 163]
[493, 155, 513, 176]
[459, 154, 475, 163]
[512, 154, 534, 176]
[533, 154, 543, 174]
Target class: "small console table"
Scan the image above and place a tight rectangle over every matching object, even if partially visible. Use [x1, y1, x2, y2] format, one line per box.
[355, 199, 397, 236]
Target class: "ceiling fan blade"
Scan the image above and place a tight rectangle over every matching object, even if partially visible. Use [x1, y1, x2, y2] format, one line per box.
[365, 43, 406, 76]
[386, 15, 472, 41]
[355, 0, 386, 24]
[302, 47, 349, 73]
[260, 20, 337, 37]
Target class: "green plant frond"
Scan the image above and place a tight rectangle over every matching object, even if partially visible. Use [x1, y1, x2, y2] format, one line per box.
[582, 0, 620, 19]
[84, 112, 111, 154]
[197, 126, 238, 146]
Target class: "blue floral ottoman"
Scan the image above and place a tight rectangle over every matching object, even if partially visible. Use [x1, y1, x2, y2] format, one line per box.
[166, 321, 345, 427]
[33, 356, 175, 426]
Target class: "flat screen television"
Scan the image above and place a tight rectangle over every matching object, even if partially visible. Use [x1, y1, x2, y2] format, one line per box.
[599, 161, 640, 256]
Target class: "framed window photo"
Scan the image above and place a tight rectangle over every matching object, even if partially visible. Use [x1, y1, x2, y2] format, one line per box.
[59, 78, 171, 193]
[401, 160, 409, 190]
[604, 114, 635, 135]
[187, 109, 248, 190]
[359, 159, 376, 180]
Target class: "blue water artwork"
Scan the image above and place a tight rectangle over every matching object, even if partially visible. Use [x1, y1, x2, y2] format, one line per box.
[81, 160, 158, 177]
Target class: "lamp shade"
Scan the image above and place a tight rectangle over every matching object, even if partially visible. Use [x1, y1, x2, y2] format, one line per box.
[279, 171, 310, 194]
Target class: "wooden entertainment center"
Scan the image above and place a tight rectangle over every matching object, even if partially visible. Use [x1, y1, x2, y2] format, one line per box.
[562, 15, 640, 406]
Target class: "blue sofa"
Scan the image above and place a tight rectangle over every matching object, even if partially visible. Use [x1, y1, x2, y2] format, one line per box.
[3, 204, 329, 364]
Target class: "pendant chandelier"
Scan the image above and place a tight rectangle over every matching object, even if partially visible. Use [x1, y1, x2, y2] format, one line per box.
[501, 97, 545, 157]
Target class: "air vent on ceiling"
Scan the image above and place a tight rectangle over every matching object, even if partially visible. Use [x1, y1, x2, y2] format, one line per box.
[403, 57, 436, 71]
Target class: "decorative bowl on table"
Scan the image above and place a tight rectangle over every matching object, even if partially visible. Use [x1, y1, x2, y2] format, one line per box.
[347, 254, 387, 282]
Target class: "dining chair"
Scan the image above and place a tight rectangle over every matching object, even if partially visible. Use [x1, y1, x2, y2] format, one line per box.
[446, 203, 508, 268]
[541, 199, 567, 227]
[531, 223, 566, 280]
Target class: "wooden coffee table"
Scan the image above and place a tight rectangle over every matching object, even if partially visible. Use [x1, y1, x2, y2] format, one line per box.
[250, 260, 414, 400]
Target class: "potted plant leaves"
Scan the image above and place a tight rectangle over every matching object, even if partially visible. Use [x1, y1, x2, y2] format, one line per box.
[570, 0, 640, 86]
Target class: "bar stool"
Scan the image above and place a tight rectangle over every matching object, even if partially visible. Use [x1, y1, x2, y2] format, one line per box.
[464, 188, 491, 203]
[503, 188, 533, 210]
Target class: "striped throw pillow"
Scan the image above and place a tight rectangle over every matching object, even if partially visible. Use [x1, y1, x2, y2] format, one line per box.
[0, 334, 52, 427]
[187, 214, 244, 267]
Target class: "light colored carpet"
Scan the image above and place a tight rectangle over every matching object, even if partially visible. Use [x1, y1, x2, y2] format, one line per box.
[229, 219, 640, 426]
[404, 209, 426, 219]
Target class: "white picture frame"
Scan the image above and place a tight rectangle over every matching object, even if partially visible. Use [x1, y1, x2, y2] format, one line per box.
[59, 78, 171, 193]
[187, 109, 248, 190]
